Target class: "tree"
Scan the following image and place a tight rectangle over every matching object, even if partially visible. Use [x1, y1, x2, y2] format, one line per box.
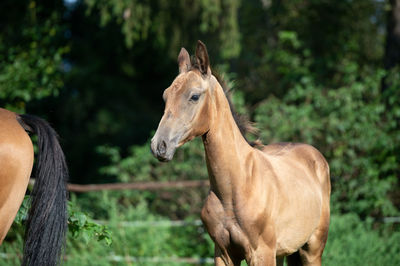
[384, 0, 400, 70]
[0, 0, 67, 113]
[25, 0, 242, 184]
[236, 0, 386, 103]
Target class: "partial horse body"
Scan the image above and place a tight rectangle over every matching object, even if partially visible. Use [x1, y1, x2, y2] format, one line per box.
[0, 108, 68, 266]
[151, 41, 331, 265]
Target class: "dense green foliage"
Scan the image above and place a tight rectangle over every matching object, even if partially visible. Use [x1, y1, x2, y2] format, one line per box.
[14, 196, 112, 245]
[1, 0, 399, 264]
[3, 202, 400, 265]
[0, 1, 67, 112]
[254, 32, 400, 218]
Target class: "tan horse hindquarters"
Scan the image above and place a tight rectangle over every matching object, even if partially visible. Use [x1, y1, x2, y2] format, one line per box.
[0, 109, 33, 243]
[0, 108, 68, 266]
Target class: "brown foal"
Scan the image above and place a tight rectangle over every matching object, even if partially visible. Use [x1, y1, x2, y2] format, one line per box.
[0, 108, 68, 266]
[151, 41, 331, 266]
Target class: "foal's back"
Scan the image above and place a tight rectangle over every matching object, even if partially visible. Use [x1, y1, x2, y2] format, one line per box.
[262, 142, 330, 192]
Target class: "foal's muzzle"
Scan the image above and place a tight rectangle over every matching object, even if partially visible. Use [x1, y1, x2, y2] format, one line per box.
[150, 136, 177, 162]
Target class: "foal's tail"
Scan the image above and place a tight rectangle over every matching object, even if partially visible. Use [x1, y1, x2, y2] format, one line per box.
[18, 114, 68, 266]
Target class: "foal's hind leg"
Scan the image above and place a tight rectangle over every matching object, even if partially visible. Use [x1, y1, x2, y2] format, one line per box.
[287, 230, 328, 266]
[286, 217, 329, 266]
[298, 211, 330, 266]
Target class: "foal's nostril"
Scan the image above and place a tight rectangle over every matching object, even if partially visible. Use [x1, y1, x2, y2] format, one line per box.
[157, 140, 167, 156]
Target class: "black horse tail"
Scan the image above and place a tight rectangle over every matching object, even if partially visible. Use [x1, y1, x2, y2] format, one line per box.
[18, 114, 68, 266]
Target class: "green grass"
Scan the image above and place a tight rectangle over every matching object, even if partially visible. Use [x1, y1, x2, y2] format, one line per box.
[323, 214, 400, 266]
[1, 206, 399, 266]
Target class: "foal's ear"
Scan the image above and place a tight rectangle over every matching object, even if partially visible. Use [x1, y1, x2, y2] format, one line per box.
[195, 40, 211, 77]
[178, 47, 191, 73]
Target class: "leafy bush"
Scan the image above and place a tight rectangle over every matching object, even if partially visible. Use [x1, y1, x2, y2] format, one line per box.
[323, 214, 400, 266]
[0, 8, 67, 113]
[68, 198, 112, 245]
[4, 202, 400, 266]
[0, 196, 111, 265]
[254, 32, 399, 218]
[65, 194, 213, 266]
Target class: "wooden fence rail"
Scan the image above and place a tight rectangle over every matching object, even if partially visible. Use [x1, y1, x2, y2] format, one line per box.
[30, 179, 209, 192]
[66, 179, 209, 192]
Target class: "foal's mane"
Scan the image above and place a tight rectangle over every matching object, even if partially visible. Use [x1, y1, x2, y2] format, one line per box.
[191, 59, 260, 147]
[213, 72, 261, 148]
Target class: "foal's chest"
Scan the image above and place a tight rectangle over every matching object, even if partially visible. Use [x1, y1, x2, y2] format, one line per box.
[200, 191, 254, 256]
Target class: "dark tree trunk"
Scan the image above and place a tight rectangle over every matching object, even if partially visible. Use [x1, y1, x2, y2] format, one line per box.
[384, 0, 400, 70]
[382, 0, 400, 96]
[383, 0, 400, 211]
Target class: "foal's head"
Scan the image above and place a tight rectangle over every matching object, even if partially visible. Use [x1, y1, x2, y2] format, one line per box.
[151, 41, 214, 162]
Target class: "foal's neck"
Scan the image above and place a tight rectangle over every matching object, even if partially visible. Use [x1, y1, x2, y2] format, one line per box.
[202, 78, 252, 207]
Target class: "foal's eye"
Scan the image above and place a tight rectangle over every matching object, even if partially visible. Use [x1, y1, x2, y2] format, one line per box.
[190, 94, 200, 102]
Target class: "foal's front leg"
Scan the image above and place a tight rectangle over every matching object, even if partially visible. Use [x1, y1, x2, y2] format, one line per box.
[246, 243, 277, 266]
[214, 245, 242, 266]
